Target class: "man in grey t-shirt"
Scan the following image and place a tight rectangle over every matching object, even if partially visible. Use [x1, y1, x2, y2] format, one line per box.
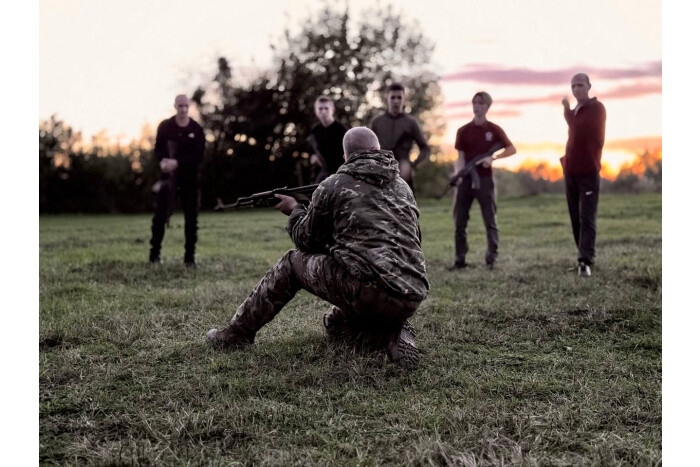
[370, 83, 431, 192]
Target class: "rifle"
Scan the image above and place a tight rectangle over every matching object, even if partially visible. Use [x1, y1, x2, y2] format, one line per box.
[307, 134, 329, 183]
[215, 184, 320, 210]
[436, 142, 504, 199]
[164, 141, 178, 226]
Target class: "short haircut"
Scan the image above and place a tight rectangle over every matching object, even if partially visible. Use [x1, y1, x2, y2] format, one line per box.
[343, 127, 380, 156]
[472, 91, 493, 108]
[315, 96, 334, 106]
[387, 82, 405, 94]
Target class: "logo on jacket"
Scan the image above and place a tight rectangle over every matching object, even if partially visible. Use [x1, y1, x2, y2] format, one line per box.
[485, 131, 493, 142]
[188, 133, 195, 138]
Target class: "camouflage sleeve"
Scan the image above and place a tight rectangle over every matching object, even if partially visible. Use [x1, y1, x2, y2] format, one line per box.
[287, 184, 334, 254]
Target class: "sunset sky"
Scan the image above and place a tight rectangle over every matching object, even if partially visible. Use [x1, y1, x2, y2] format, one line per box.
[39, 0, 661, 176]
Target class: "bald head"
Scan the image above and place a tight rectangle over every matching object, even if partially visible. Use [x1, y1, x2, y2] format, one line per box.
[343, 127, 380, 159]
[571, 73, 591, 86]
[570, 73, 592, 102]
[174, 94, 190, 119]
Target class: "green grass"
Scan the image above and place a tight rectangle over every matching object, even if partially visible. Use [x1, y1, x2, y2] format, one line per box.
[40, 193, 661, 465]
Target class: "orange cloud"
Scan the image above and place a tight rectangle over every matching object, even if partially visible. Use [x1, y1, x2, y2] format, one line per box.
[605, 136, 662, 154]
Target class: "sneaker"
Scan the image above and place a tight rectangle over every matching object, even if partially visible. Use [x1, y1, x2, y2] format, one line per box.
[387, 321, 419, 369]
[149, 257, 162, 265]
[577, 262, 592, 277]
[185, 260, 198, 269]
[447, 261, 467, 271]
[206, 325, 254, 349]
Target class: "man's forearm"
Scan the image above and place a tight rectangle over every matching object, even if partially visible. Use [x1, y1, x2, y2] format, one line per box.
[563, 107, 574, 126]
[495, 145, 517, 160]
[413, 145, 431, 167]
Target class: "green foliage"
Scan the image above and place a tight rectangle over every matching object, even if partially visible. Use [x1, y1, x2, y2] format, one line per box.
[40, 116, 162, 213]
[40, 194, 661, 464]
[194, 3, 444, 205]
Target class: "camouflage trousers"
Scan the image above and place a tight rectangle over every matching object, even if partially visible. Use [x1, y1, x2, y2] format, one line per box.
[228, 250, 422, 344]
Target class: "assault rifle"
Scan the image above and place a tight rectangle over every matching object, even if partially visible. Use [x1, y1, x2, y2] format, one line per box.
[436, 142, 504, 199]
[214, 184, 320, 210]
[307, 134, 329, 182]
[164, 141, 178, 226]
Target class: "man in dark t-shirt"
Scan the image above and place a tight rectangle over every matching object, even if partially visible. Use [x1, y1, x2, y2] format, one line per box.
[370, 83, 431, 192]
[307, 96, 348, 183]
[450, 92, 517, 270]
[561, 73, 606, 277]
[149, 94, 205, 267]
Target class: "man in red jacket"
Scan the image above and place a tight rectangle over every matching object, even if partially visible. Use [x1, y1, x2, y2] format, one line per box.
[561, 73, 606, 277]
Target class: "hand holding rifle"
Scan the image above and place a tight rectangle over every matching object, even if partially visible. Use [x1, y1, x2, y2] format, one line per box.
[160, 158, 179, 173]
[436, 142, 504, 199]
[215, 184, 319, 211]
[274, 194, 297, 215]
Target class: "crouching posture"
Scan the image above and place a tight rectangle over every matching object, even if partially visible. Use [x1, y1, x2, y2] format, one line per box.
[206, 127, 430, 368]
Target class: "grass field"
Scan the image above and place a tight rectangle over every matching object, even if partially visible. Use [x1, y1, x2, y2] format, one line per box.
[39, 193, 661, 465]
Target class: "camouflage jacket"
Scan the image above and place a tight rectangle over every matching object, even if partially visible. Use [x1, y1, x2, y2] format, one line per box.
[287, 149, 429, 301]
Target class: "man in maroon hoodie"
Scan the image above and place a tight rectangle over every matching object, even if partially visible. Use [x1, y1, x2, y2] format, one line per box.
[561, 73, 606, 277]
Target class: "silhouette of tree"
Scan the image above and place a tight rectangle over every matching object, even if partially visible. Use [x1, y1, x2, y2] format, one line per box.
[193, 3, 444, 205]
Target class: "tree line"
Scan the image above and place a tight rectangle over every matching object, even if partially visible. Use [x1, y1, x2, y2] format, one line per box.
[39, 4, 661, 213]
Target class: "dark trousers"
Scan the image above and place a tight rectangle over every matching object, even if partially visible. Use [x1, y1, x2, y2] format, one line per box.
[149, 176, 199, 261]
[565, 173, 600, 266]
[229, 250, 421, 339]
[453, 176, 498, 265]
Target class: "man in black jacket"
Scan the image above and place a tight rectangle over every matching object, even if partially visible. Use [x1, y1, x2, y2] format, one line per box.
[149, 94, 205, 267]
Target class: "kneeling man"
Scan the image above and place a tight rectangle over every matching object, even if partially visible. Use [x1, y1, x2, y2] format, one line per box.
[206, 127, 429, 368]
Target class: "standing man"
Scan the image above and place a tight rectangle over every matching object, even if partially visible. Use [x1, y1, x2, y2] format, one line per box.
[307, 96, 348, 183]
[561, 73, 606, 277]
[370, 83, 431, 191]
[206, 127, 429, 369]
[450, 92, 516, 270]
[149, 94, 206, 267]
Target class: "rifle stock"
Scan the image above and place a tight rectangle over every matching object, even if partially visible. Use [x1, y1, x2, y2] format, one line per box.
[215, 184, 320, 211]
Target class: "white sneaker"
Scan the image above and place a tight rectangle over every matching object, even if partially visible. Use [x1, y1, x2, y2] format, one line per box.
[577, 262, 592, 277]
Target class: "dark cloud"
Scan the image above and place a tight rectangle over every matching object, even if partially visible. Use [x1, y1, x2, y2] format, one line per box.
[441, 61, 662, 85]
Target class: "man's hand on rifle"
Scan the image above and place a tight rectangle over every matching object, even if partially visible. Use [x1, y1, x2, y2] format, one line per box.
[480, 155, 494, 168]
[160, 159, 179, 173]
[310, 154, 323, 167]
[274, 194, 298, 216]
